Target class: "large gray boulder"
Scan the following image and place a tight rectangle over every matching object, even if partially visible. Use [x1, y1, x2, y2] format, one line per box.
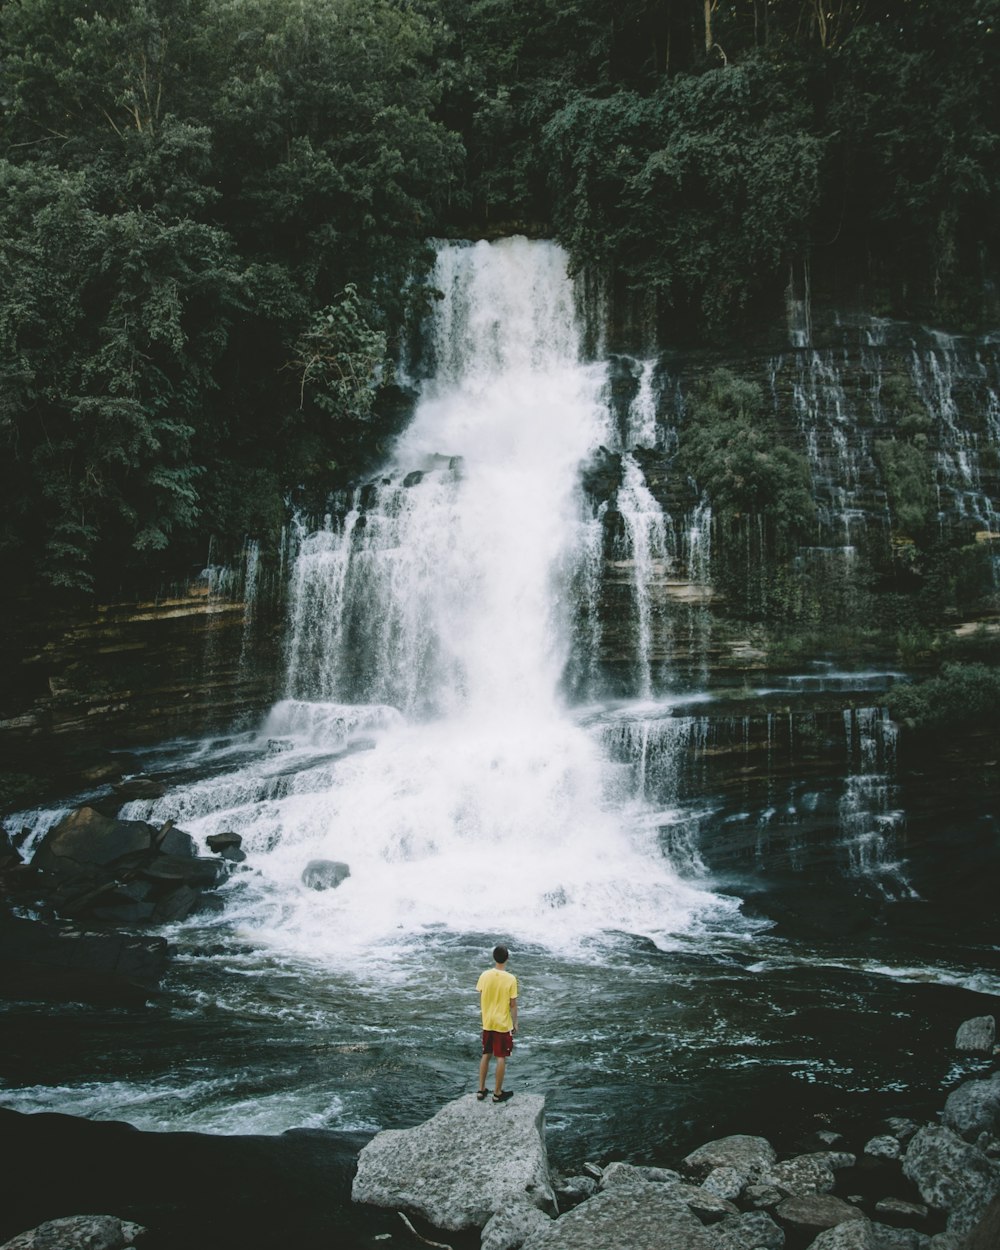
[0, 1215, 145, 1249]
[902, 1125, 998, 1215]
[32, 807, 154, 878]
[954, 1016, 996, 1054]
[352, 1093, 555, 1231]
[683, 1135, 778, 1184]
[941, 1073, 1000, 1142]
[521, 1182, 714, 1250]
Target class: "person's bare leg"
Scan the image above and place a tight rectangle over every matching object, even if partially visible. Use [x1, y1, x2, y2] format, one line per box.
[494, 1056, 506, 1094]
[478, 1052, 490, 1093]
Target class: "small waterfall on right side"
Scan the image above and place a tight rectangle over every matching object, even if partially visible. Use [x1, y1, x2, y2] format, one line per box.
[839, 707, 915, 899]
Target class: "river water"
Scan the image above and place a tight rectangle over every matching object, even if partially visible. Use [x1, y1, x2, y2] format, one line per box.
[2, 241, 998, 1233]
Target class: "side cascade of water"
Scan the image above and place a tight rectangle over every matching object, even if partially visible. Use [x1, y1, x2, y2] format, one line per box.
[838, 706, 915, 899]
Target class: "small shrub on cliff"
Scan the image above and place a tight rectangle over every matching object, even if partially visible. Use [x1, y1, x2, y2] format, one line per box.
[676, 369, 816, 546]
[887, 662, 1000, 734]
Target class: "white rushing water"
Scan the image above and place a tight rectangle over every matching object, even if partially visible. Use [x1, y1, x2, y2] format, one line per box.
[123, 238, 739, 961]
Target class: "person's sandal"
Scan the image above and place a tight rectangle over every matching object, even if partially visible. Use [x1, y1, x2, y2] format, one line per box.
[492, 1090, 513, 1103]
[476, 1089, 488, 1101]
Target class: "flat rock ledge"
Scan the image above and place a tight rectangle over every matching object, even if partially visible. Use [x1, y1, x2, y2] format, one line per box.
[352, 1092, 556, 1231]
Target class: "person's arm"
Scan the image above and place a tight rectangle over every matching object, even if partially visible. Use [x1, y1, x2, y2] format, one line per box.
[510, 996, 518, 1033]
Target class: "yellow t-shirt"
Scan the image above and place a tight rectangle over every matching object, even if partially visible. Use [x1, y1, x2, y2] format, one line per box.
[477, 967, 518, 1032]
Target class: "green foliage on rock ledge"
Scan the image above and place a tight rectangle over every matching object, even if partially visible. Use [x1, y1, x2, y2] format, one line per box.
[677, 369, 816, 544]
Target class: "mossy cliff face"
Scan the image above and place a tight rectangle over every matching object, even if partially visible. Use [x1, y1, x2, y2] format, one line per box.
[0, 576, 282, 806]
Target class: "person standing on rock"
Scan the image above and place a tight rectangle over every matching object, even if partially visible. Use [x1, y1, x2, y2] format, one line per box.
[476, 944, 518, 1103]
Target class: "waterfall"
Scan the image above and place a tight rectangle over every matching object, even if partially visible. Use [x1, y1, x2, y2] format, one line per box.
[838, 707, 915, 899]
[156, 237, 741, 957]
[614, 453, 671, 698]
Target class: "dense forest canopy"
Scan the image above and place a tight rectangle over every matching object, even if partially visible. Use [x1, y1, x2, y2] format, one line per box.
[0, 0, 997, 594]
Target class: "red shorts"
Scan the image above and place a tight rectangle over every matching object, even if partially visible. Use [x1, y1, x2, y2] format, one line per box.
[482, 1029, 514, 1058]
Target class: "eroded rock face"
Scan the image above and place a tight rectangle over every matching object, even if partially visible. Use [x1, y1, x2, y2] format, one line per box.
[521, 1182, 714, 1250]
[352, 1093, 555, 1231]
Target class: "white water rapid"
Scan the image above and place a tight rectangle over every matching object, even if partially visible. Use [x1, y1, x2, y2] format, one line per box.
[133, 239, 739, 962]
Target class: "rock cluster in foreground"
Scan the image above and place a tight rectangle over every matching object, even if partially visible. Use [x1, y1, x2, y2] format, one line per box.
[351, 1016, 1000, 1250]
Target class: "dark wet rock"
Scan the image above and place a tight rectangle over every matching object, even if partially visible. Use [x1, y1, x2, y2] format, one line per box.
[402, 470, 424, 487]
[885, 1119, 920, 1146]
[154, 826, 196, 858]
[0, 914, 168, 1003]
[869, 1226, 932, 1249]
[352, 1093, 555, 1231]
[954, 1016, 996, 1054]
[139, 855, 224, 887]
[705, 1211, 784, 1250]
[206, 832, 245, 862]
[964, 1193, 1000, 1250]
[32, 808, 154, 879]
[0, 1214, 146, 1250]
[684, 1135, 778, 1184]
[301, 859, 350, 891]
[481, 1197, 554, 1250]
[112, 777, 166, 801]
[775, 1194, 866, 1234]
[521, 1183, 712, 1250]
[579, 445, 622, 503]
[941, 1073, 1000, 1142]
[865, 1135, 903, 1162]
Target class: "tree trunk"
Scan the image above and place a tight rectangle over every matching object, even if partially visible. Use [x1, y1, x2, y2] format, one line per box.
[704, 0, 714, 52]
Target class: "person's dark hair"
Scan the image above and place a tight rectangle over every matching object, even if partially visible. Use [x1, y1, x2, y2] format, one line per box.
[493, 944, 509, 964]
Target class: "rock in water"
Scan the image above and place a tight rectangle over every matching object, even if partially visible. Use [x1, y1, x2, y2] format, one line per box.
[352, 1093, 556, 1231]
[301, 860, 350, 891]
[954, 1016, 996, 1054]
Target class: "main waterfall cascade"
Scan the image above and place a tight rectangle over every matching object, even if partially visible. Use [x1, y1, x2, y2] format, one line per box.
[122, 239, 745, 956]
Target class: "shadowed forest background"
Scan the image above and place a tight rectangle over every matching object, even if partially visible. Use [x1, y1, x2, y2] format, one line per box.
[2, 0, 997, 592]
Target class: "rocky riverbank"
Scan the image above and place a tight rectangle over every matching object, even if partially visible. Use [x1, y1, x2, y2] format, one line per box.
[351, 1015, 1000, 1250]
[1, 1017, 996, 1250]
